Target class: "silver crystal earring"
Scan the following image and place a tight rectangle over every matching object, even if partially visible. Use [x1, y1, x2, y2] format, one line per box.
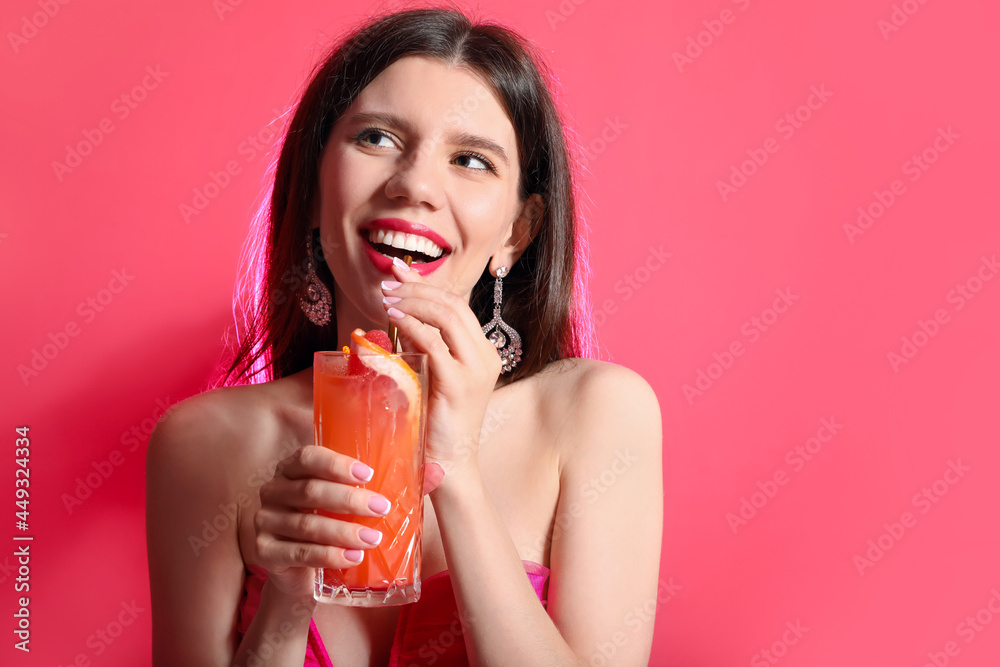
[481, 266, 522, 373]
[298, 229, 332, 326]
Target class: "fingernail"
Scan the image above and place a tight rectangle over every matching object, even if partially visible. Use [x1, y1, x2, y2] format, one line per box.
[392, 257, 411, 271]
[344, 549, 364, 563]
[381, 280, 402, 290]
[387, 307, 405, 320]
[382, 296, 401, 305]
[351, 462, 374, 482]
[368, 495, 391, 515]
[359, 528, 383, 546]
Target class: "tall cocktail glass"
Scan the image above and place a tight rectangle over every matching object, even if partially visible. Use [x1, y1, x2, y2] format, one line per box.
[312, 350, 428, 606]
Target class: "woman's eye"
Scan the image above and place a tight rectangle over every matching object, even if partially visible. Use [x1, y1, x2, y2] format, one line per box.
[455, 153, 496, 173]
[356, 128, 394, 148]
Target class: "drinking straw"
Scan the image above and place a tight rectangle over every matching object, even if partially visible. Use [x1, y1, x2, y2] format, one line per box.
[387, 255, 413, 353]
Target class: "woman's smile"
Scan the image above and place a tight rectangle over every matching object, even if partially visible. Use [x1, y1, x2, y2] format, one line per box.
[359, 217, 454, 276]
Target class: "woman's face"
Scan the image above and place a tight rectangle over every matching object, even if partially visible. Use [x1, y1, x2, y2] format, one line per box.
[314, 55, 539, 332]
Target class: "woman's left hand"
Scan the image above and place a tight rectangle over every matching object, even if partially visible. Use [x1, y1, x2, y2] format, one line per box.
[380, 257, 503, 495]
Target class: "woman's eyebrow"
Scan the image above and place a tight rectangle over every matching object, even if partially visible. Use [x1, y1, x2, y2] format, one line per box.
[450, 130, 510, 168]
[348, 111, 413, 133]
[346, 110, 510, 167]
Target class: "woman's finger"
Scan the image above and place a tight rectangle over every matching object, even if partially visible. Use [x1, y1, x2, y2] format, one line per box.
[277, 445, 374, 484]
[422, 461, 446, 495]
[384, 294, 489, 366]
[261, 475, 393, 517]
[383, 305, 465, 383]
[254, 507, 383, 550]
[384, 262, 496, 366]
[254, 533, 367, 569]
[385, 265, 486, 338]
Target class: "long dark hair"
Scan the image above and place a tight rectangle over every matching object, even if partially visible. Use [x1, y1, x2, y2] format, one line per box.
[215, 4, 595, 388]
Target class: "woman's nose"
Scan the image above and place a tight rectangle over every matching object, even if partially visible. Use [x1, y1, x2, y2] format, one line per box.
[384, 143, 445, 209]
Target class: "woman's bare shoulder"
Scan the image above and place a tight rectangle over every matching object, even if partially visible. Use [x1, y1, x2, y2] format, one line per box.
[152, 384, 265, 450]
[534, 357, 662, 464]
[537, 357, 659, 411]
[149, 372, 311, 474]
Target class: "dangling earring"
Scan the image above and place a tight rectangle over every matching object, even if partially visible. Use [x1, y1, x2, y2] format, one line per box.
[482, 266, 522, 373]
[298, 229, 332, 326]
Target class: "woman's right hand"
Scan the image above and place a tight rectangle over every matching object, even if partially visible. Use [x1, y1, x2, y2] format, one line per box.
[253, 445, 392, 599]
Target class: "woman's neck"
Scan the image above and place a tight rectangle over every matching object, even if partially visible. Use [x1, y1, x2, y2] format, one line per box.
[333, 282, 386, 349]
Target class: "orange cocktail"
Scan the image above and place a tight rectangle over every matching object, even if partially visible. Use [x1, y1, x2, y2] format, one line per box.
[312, 335, 428, 606]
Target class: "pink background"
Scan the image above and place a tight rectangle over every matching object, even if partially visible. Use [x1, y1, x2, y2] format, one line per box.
[3, 0, 998, 665]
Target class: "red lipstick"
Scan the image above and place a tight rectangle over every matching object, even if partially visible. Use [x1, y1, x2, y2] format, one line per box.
[360, 217, 452, 276]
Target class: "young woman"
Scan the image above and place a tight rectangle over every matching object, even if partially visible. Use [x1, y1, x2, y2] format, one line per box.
[146, 7, 662, 666]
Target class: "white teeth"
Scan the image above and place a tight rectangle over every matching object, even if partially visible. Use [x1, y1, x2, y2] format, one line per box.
[367, 229, 446, 259]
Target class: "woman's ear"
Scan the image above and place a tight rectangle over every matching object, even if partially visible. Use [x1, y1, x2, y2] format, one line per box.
[492, 193, 546, 273]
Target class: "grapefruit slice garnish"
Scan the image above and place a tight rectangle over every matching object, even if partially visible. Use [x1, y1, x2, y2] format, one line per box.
[349, 328, 421, 423]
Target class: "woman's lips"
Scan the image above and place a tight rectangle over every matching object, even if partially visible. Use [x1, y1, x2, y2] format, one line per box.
[360, 218, 452, 252]
[362, 235, 448, 276]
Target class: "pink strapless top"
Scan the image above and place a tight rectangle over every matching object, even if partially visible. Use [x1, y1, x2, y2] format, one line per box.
[236, 560, 550, 666]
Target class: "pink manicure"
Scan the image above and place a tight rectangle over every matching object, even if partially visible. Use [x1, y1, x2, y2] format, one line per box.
[368, 496, 391, 515]
[344, 549, 364, 562]
[351, 461, 374, 482]
[387, 307, 405, 320]
[382, 296, 401, 305]
[392, 257, 412, 271]
[359, 528, 383, 546]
